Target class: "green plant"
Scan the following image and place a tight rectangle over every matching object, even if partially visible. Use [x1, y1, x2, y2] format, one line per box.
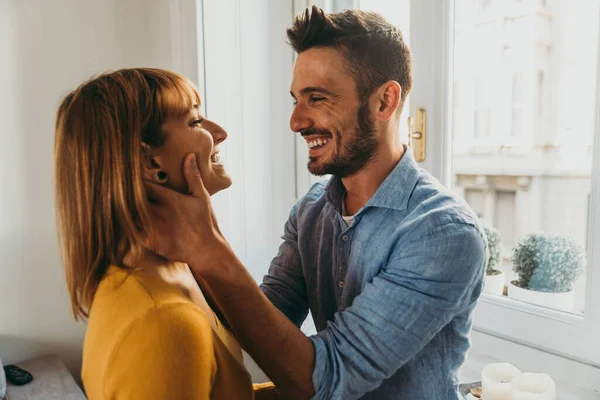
[481, 219, 503, 275]
[512, 233, 585, 293]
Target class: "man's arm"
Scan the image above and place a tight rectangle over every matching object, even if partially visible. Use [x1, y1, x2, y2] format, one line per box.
[307, 222, 486, 398]
[191, 221, 485, 400]
[190, 251, 316, 399]
[260, 205, 309, 328]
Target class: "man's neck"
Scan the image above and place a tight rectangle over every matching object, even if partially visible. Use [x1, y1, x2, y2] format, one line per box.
[342, 139, 404, 216]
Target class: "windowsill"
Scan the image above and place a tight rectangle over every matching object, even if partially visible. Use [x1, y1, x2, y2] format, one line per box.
[478, 292, 585, 326]
[461, 330, 600, 399]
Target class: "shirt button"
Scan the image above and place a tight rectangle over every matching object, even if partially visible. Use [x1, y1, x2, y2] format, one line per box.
[342, 235, 349, 241]
[338, 281, 344, 288]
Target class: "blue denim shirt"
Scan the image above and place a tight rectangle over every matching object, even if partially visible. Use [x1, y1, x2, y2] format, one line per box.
[260, 149, 486, 399]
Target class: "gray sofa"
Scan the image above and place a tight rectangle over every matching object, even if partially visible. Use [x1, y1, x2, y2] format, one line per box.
[1, 356, 6, 400]
[3, 355, 85, 400]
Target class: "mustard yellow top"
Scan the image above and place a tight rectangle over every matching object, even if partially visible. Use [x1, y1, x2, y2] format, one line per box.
[82, 265, 255, 400]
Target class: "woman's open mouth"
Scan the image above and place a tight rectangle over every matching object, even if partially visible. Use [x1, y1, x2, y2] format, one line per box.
[211, 153, 221, 163]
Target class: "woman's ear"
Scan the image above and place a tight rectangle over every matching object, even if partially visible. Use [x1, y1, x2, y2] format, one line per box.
[141, 143, 168, 184]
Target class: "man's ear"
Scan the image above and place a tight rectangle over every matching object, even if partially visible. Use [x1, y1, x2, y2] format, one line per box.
[141, 143, 168, 183]
[370, 81, 402, 121]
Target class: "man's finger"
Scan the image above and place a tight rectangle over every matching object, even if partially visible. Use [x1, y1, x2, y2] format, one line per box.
[145, 180, 174, 205]
[184, 153, 209, 197]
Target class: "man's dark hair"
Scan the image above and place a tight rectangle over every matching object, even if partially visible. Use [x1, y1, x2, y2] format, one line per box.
[287, 6, 412, 113]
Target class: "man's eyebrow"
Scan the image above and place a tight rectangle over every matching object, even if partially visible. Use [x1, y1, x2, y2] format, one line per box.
[290, 86, 336, 98]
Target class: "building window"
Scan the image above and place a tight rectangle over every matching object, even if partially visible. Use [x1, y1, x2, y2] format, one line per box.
[511, 108, 523, 137]
[474, 109, 491, 138]
[494, 190, 517, 249]
[465, 189, 486, 217]
[537, 70, 545, 117]
[478, 0, 493, 12]
[511, 72, 524, 138]
[512, 72, 524, 103]
[474, 79, 491, 138]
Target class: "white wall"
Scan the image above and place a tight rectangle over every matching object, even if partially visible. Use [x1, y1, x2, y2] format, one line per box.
[0, 0, 194, 378]
[200, 0, 297, 383]
[202, 0, 296, 283]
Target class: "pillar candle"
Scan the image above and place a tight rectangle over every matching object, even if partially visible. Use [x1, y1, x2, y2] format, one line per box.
[510, 373, 556, 400]
[481, 362, 522, 400]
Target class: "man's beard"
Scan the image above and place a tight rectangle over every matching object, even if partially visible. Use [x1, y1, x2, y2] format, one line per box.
[305, 101, 377, 178]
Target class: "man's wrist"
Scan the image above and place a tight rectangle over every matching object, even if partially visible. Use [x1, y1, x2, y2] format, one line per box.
[188, 241, 242, 279]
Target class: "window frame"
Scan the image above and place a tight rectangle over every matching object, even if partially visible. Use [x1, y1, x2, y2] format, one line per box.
[410, 0, 600, 366]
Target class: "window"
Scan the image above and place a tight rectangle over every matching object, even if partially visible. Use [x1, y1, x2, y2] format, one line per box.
[512, 72, 524, 103]
[511, 108, 522, 137]
[465, 188, 486, 217]
[494, 190, 517, 249]
[473, 79, 491, 138]
[537, 70, 545, 117]
[406, 0, 600, 368]
[474, 109, 491, 138]
[511, 72, 524, 138]
[478, 0, 493, 12]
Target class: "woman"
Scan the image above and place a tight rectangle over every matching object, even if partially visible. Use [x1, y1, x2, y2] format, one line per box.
[55, 68, 275, 399]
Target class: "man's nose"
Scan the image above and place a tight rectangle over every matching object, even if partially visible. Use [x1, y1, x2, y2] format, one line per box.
[290, 104, 313, 133]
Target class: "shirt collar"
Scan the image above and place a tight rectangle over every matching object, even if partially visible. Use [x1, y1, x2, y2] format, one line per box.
[325, 147, 420, 212]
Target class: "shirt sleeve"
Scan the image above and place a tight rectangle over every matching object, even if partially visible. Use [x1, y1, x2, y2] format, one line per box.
[260, 203, 309, 328]
[309, 222, 487, 399]
[104, 303, 217, 400]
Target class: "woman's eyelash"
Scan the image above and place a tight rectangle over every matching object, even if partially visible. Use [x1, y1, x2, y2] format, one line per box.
[192, 118, 204, 126]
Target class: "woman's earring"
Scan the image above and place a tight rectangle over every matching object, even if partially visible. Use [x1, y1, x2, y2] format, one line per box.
[154, 171, 167, 182]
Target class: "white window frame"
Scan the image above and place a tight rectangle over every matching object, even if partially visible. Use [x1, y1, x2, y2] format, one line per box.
[185, 0, 297, 283]
[410, 0, 600, 373]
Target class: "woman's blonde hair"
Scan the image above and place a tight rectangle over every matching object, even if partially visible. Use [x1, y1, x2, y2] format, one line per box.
[54, 68, 200, 320]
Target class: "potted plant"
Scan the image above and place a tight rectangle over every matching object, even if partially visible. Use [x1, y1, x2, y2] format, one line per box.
[481, 220, 505, 295]
[508, 233, 585, 312]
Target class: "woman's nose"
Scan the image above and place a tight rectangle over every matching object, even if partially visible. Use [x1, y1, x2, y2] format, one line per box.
[206, 120, 228, 144]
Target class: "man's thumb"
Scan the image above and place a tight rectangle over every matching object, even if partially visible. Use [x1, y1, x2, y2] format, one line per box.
[184, 153, 207, 196]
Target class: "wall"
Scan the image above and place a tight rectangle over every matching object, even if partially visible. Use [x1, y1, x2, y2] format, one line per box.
[0, 0, 193, 378]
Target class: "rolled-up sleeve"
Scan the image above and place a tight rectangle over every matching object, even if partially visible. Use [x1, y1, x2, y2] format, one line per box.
[309, 222, 486, 399]
[260, 204, 309, 328]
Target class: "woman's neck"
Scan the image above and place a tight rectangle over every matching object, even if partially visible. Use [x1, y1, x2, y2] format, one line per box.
[123, 248, 177, 271]
[122, 247, 217, 329]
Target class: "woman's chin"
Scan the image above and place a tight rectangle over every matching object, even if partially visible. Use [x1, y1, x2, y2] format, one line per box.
[207, 175, 233, 196]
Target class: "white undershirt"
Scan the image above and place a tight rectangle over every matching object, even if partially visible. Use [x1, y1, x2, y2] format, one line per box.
[341, 197, 355, 227]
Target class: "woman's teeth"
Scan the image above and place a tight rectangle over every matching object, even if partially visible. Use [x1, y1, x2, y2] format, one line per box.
[307, 138, 331, 149]
[211, 154, 220, 163]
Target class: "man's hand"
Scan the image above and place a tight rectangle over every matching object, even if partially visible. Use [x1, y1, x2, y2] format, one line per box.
[144, 153, 229, 264]
[146, 154, 316, 399]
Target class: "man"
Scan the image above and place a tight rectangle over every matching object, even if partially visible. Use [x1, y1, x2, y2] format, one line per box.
[147, 6, 486, 399]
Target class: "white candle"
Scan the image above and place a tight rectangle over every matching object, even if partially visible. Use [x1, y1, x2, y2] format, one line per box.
[511, 373, 556, 400]
[481, 362, 522, 400]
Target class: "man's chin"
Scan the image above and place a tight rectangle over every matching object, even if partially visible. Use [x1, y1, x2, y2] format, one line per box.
[307, 159, 331, 177]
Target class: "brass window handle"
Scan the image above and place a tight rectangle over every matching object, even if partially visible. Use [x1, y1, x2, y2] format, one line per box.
[407, 108, 426, 162]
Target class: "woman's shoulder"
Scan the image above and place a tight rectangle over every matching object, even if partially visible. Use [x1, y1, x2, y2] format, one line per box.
[92, 265, 193, 313]
[86, 266, 211, 362]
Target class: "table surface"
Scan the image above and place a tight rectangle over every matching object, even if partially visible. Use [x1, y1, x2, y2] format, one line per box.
[5, 355, 85, 400]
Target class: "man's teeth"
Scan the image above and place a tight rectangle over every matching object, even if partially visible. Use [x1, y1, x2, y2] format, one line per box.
[308, 138, 331, 149]
[211, 154, 220, 163]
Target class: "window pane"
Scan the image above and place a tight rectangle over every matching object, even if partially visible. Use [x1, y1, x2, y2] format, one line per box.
[452, 0, 600, 314]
